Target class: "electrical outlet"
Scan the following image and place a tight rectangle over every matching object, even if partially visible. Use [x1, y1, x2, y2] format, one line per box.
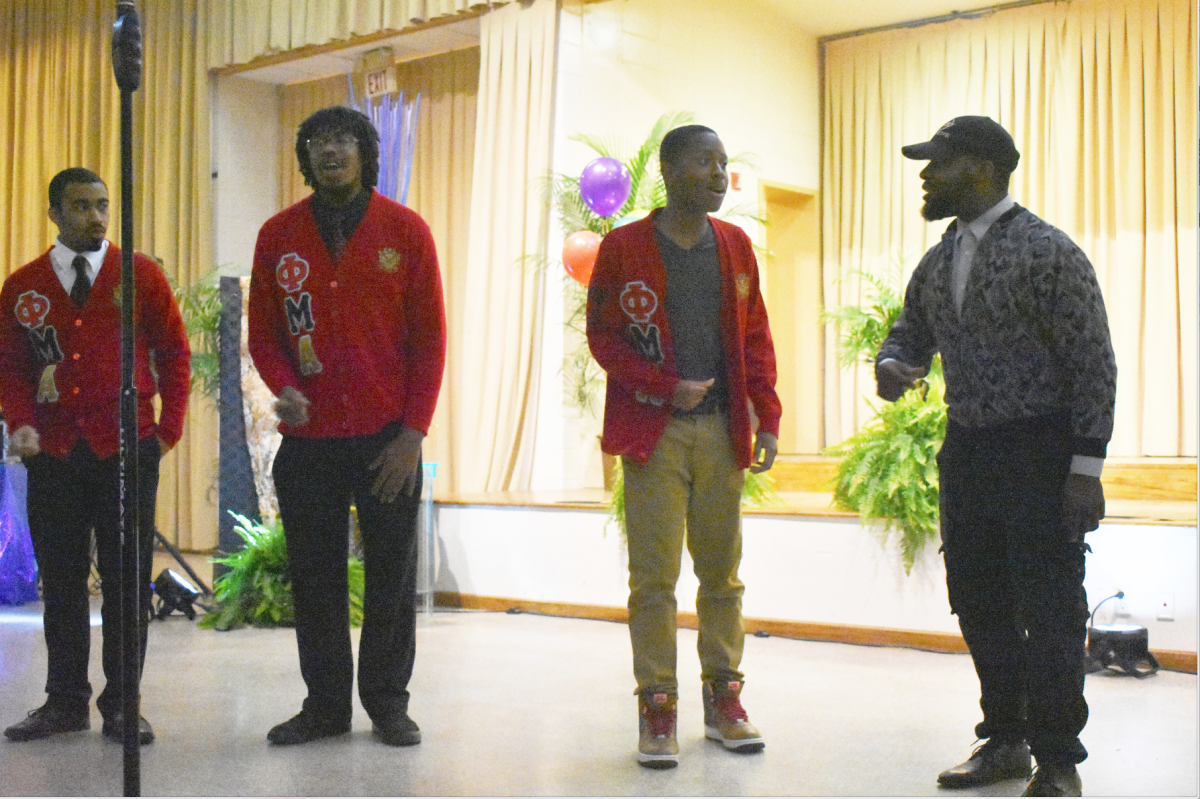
[1156, 591, 1175, 621]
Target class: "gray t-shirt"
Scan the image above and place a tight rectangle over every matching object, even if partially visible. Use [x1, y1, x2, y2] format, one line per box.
[656, 223, 727, 416]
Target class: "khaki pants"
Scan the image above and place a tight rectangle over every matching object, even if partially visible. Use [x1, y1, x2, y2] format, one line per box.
[622, 412, 746, 695]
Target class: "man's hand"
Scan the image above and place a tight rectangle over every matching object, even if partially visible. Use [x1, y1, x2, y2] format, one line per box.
[8, 425, 40, 458]
[273, 385, 310, 427]
[671, 378, 714, 411]
[1063, 472, 1104, 542]
[876, 359, 929, 402]
[369, 426, 424, 503]
[750, 431, 777, 474]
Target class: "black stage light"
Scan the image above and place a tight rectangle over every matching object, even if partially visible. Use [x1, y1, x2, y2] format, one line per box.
[1085, 592, 1160, 677]
[153, 568, 200, 620]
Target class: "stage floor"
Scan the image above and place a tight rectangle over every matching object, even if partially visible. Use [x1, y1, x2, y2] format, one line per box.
[0, 597, 1195, 796]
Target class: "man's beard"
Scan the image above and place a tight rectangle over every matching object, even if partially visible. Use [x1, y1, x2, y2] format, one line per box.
[920, 173, 971, 221]
[921, 189, 959, 221]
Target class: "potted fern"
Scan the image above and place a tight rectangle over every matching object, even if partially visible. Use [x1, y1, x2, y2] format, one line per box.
[822, 266, 947, 573]
[199, 512, 365, 631]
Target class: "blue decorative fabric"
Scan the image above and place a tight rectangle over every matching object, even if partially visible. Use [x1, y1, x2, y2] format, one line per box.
[0, 463, 39, 605]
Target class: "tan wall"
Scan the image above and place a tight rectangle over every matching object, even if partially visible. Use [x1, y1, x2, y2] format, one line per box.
[556, 0, 820, 199]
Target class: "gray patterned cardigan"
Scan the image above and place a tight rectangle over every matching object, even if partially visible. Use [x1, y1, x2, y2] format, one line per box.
[877, 205, 1117, 458]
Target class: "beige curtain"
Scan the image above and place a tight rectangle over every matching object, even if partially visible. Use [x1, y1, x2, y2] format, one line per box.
[449, 0, 557, 492]
[0, 0, 218, 549]
[822, 0, 1197, 457]
[276, 46, 479, 491]
[206, 0, 512, 70]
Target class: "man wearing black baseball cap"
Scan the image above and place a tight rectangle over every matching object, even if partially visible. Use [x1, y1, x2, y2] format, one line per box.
[901, 115, 1020, 172]
[876, 116, 1116, 797]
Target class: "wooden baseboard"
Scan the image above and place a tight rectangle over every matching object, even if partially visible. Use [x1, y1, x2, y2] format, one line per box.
[770, 456, 1197, 502]
[1151, 650, 1198, 673]
[436, 592, 629, 623]
[434, 592, 1196, 673]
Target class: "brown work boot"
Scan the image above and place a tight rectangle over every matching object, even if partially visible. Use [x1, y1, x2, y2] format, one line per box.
[637, 690, 678, 769]
[702, 680, 764, 753]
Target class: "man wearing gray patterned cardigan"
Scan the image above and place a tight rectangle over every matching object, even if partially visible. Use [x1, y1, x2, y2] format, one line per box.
[876, 117, 1116, 798]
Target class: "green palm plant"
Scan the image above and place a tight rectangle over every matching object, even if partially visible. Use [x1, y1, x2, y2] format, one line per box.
[200, 512, 365, 631]
[549, 110, 692, 239]
[171, 269, 222, 399]
[822, 265, 947, 573]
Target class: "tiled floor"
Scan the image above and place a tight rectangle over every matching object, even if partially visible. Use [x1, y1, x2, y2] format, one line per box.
[0, 595, 1195, 797]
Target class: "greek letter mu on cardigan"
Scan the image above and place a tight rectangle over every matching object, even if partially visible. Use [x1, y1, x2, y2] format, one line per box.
[0, 244, 191, 459]
[877, 204, 1117, 457]
[586, 211, 781, 468]
[248, 191, 446, 438]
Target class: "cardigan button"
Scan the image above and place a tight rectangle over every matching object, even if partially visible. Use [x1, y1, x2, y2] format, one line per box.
[75, 319, 83, 327]
[72, 353, 80, 360]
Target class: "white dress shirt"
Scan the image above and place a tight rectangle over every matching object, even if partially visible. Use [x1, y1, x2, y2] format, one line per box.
[952, 194, 1015, 315]
[50, 238, 109, 297]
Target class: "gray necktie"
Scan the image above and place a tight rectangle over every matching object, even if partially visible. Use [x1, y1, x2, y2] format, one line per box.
[70, 255, 91, 307]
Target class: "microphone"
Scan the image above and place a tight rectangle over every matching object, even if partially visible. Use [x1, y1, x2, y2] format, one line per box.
[112, 0, 142, 92]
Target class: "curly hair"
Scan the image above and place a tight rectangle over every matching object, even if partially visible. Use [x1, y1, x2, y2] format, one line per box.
[295, 106, 380, 191]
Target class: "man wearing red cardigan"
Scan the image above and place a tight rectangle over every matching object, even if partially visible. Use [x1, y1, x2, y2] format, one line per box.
[249, 107, 446, 747]
[0, 167, 191, 746]
[587, 125, 781, 768]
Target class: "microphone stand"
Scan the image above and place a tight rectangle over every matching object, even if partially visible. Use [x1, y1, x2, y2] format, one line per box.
[111, 2, 143, 795]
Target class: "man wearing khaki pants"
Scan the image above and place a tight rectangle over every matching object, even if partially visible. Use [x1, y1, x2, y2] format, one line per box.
[586, 125, 781, 769]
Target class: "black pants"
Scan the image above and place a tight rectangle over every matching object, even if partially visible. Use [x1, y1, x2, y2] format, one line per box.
[23, 437, 159, 718]
[938, 413, 1089, 765]
[272, 423, 422, 724]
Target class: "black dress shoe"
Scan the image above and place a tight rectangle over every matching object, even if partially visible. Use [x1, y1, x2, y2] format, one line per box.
[1022, 763, 1082, 797]
[267, 711, 351, 745]
[938, 738, 1032, 787]
[372, 711, 421, 746]
[102, 712, 156, 745]
[3, 705, 90, 742]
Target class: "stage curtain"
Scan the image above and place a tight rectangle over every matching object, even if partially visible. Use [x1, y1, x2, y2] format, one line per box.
[821, 0, 1197, 458]
[0, 0, 219, 549]
[448, 0, 557, 491]
[206, 0, 512, 70]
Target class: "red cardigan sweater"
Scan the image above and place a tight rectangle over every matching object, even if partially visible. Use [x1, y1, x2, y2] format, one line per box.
[586, 211, 781, 467]
[0, 245, 191, 459]
[248, 191, 447, 438]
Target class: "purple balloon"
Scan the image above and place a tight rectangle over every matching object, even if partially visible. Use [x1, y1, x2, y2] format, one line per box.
[579, 157, 632, 217]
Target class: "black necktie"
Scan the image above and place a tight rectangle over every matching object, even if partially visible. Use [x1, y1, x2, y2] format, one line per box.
[70, 255, 91, 307]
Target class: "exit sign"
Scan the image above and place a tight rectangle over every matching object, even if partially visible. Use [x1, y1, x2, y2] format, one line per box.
[364, 67, 395, 98]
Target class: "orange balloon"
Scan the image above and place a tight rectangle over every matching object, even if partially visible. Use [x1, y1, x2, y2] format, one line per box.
[562, 230, 602, 285]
